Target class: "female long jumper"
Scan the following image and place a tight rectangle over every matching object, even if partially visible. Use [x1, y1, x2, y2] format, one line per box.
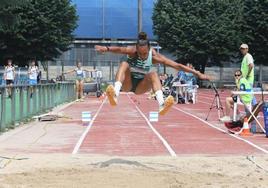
[95, 39, 211, 115]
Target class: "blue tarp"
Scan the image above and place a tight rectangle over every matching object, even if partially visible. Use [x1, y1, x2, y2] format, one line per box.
[72, 0, 156, 39]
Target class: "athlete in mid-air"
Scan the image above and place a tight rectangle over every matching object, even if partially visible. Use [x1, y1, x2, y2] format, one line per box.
[95, 32, 212, 115]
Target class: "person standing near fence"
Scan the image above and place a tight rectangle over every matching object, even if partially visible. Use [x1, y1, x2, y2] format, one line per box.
[64, 61, 95, 102]
[240, 43, 257, 132]
[28, 60, 39, 98]
[4, 58, 15, 98]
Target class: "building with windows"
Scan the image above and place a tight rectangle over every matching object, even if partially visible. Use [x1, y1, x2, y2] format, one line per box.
[73, 0, 155, 40]
[52, 0, 158, 81]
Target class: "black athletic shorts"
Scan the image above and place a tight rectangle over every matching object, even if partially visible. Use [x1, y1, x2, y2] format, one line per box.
[130, 75, 144, 92]
[6, 80, 14, 85]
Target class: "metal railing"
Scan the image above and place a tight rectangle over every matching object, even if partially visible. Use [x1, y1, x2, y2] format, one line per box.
[0, 82, 75, 132]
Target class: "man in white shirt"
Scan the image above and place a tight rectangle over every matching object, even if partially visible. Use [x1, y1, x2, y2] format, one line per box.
[4, 58, 15, 98]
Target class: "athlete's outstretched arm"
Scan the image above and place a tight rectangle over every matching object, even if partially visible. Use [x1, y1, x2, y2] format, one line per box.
[63, 69, 75, 74]
[95, 45, 135, 55]
[84, 68, 97, 72]
[152, 53, 212, 80]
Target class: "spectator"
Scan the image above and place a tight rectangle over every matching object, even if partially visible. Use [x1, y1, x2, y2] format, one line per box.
[240, 43, 257, 131]
[177, 70, 187, 84]
[63, 61, 95, 102]
[240, 44, 254, 86]
[28, 60, 39, 98]
[37, 70, 42, 83]
[4, 58, 15, 98]
[185, 63, 197, 85]
[220, 70, 253, 122]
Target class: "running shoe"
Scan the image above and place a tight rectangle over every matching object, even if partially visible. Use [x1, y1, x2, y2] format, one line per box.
[106, 85, 117, 106]
[159, 95, 174, 115]
[219, 116, 231, 122]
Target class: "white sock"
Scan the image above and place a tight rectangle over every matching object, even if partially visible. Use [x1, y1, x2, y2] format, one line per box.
[114, 81, 122, 97]
[155, 90, 165, 106]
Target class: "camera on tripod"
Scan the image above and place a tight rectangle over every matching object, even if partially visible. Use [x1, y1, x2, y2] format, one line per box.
[205, 82, 224, 121]
[211, 82, 219, 95]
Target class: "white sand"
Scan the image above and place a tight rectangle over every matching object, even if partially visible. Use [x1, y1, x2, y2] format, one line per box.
[0, 154, 268, 188]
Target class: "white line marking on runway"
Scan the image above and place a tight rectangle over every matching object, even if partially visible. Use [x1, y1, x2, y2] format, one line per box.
[72, 98, 107, 154]
[127, 94, 177, 157]
[173, 106, 268, 154]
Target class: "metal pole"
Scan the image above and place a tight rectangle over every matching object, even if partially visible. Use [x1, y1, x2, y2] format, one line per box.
[102, 0, 105, 39]
[0, 88, 6, 131]
[157, 43, 160, 73]
[46, 61, 49, 81]
[138, 0, 142, 33]
[61, 60, 64, 78]
[259, 64, 263, 84]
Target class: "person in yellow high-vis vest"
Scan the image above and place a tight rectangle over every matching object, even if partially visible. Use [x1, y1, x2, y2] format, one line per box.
[240, 43, 254, 85]
[220, 70, 253, 122]
[240, 43, 257, 132]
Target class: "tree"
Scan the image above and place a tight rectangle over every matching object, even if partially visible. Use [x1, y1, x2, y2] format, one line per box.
[0, 0, 78, 66]
[242, 0, 268, 65]
[0, 0, 28, 53]
[152, 0, 244, 73]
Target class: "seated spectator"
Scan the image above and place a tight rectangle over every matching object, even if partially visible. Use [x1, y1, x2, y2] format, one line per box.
[163, 74, 174, 88]
[220, 70, 253, 122]
[185, 63, 197, 85]
[176, 70, 187, 84]
[225, 100, 264, 129]
[159, 73, 166, 86]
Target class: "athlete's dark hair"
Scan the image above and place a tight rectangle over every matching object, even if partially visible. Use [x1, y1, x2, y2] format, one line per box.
[138, 32, 147, 40]
[76, 60, 82, 66]
[5, 58, 12, 63]
[137, 32, 150, 47]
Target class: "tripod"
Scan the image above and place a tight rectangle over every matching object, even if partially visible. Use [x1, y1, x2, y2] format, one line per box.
[205, 83, 224, 121]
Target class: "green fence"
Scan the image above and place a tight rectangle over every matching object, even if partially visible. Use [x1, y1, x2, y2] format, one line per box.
[0, 82, 75, 132]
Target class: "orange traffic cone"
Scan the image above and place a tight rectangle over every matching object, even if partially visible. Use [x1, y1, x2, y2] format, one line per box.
[239, 117, 253, 136]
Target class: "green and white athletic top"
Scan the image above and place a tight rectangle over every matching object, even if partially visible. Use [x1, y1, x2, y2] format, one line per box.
[127, 48, 153, 79]
[75, 68, 84, 80]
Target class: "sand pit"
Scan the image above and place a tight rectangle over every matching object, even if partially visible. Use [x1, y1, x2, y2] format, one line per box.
[1, 154, 268, 188]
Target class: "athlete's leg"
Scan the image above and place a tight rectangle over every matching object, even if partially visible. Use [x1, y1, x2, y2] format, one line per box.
[117, 62, 132, 92]
[106, 61, 132, 106]
[75, 80, 80, 100]
[134, 72, 161, 94]
[80, 80, 84, 99]
[135, 72, 174, 115]
[220, 97, 233, 122]
[7, 83, 12, 98]
[225, 97, 234, 116]
[9, 83, 13, 97]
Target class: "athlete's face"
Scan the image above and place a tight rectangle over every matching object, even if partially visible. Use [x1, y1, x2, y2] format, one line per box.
[137, 45, 149, 60]
[31, 61, 35, 66]
[77, 62, 82, 68]
[7, 60, 12, 66]
[240, 48, 248, 55]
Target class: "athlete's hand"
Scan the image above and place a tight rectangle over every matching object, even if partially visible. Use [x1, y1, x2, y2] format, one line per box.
[95, 45, 107, 53]
[197, 71, 214, 81]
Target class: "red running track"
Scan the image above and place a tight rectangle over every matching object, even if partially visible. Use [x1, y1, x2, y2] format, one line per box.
[72, 89, 268, 156]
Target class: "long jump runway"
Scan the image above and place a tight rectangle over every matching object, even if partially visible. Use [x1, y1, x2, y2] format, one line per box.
[72, 90, 268, 156]
[1, 89, 267, 157]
